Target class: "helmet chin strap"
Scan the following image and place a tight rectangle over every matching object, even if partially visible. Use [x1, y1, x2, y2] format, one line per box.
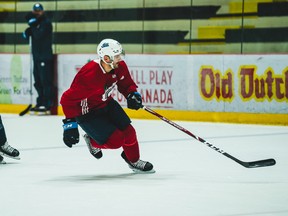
[103, 56, 115, 69]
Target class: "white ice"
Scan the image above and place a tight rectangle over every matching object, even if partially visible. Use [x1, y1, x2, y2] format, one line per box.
[1, 113, 288, 216]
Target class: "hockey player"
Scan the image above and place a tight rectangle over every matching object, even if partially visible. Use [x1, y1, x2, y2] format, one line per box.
[22, 3, 54, 114]
[60, 39, 154, 173]
[0, 115, 20, 164]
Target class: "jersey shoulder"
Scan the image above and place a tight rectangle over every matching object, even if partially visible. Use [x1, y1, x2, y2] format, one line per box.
[78, 60, 101, 75]
[116, 61, 129, 74]
[73, 60, 103, 85]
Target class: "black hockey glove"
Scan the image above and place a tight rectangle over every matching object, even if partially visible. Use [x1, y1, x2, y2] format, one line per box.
[25, 12, 36, 22]
[127, 92, 143, 110]
[62, 118, 79, 148]
[22, 27, 32, 39]
[28, 18, 38, 27]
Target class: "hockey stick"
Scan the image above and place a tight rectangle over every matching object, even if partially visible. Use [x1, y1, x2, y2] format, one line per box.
[19, 36, 33, 116]
[142, 106, 276, 168]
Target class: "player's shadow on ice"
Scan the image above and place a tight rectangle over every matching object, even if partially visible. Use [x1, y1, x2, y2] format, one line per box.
[69, 173, 137, 181]
[48, 172, 157, 183]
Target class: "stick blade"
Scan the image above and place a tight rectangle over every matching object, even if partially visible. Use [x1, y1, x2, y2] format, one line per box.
[19, 104, 32, 116]
[242, 158, 276, 168]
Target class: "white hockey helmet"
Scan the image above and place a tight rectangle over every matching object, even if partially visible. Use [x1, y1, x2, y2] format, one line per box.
[97, 38, 124, 61]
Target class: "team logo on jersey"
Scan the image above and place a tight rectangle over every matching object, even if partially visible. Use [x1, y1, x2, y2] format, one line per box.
[102, 82, 117, 101]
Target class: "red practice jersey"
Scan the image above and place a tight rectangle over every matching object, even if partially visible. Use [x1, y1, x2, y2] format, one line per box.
[60, 59, 137, 118]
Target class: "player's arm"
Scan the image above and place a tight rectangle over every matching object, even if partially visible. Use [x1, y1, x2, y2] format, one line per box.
[117, 62, 143, 110]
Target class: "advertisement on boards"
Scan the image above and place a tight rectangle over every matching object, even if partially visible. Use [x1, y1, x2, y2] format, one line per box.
[192, 55, 288, 113]
[0, 54, 37, 104]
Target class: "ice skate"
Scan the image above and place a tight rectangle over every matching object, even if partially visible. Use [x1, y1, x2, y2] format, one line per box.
[29, 106, 51, 115]
[121, 151, 155, 173]
[0, 142, 20, 160]
[83, 134, 103, 159]
[0, 155, 6, 164]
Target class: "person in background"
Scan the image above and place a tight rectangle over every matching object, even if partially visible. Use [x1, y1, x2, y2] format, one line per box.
[22, 3, 54, 114]
[60, 38, 155, 173]
[0, 115, 20, 164]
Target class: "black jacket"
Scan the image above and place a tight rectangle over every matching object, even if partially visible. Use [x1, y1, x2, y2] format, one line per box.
[26, 14, 53, 61]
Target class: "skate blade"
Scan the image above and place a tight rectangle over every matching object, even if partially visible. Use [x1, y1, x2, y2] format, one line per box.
[0, 152, 20, 160]
[29, 111, 51, 116]
[130, 168, 156, 174]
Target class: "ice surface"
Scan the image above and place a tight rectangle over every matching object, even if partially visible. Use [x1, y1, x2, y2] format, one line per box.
[1, 113, 288, 216]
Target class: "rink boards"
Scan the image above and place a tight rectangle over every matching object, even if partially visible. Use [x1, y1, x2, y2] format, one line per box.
[0, 54, 287, 125]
